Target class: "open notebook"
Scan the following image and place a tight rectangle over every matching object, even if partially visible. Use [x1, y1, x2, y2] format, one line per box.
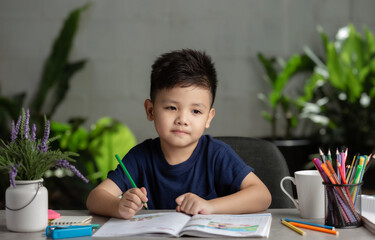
[50, 216, 93, 225]
[361, 195, 375, 234]
[361, 195, 375, 235]
[93, 212, 272, 238]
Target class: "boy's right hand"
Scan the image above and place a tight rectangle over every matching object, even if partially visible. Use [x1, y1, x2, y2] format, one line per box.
[118, 187, 148, 219]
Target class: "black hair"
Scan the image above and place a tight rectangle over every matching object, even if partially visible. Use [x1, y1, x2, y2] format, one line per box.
[150, 49, 217, 107]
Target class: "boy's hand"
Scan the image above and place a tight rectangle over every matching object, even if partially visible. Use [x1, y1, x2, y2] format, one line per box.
[175, 193, 213, 215]
[118, 187, 148, 219]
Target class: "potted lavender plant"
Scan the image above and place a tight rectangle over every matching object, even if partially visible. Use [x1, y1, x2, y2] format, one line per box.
[0, 108, 88, 232]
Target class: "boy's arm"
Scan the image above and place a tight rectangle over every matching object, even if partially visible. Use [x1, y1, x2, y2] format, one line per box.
[86, 178, 124, 218]
[86, 178, 148, 219]
[176, 172, 271, 215]
[209, 172, 272, 213]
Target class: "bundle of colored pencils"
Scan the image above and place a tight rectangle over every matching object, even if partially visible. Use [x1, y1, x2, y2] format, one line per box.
[281, 218, 339, 236]
[312, 148, 373, 228]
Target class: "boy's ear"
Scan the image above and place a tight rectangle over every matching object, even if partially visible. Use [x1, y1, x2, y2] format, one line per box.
[144, 99, 154, 121]
[205, 108, 215, 128]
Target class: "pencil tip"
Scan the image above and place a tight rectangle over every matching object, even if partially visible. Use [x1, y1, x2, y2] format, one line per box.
[143, 203, 149, 210]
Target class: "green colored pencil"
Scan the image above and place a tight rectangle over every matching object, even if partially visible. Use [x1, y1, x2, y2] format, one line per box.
[115, 154, 148, 210]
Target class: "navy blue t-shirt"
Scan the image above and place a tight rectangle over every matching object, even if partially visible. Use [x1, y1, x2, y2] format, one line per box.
[107, 135, 253, 209]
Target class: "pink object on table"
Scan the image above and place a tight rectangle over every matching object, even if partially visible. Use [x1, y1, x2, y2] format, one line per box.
[48, 209, 61, 220]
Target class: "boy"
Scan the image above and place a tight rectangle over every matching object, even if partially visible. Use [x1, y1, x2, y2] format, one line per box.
[86, 49, 271, 219]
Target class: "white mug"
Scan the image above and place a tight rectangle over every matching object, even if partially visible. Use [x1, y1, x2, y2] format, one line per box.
[280, 170, 324, 218]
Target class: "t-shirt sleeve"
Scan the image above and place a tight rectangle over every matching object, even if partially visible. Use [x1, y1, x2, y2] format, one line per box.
[212, 144, 254, 196]
[107, 148, 140, 193]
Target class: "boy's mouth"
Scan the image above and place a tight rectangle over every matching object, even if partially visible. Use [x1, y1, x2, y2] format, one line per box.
[171, 129, 189, 135]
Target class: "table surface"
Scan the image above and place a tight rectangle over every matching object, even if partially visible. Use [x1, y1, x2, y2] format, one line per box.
[0, 209, 373, 239]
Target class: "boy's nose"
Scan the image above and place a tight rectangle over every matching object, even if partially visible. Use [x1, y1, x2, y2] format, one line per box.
[175, 112, 188, 126]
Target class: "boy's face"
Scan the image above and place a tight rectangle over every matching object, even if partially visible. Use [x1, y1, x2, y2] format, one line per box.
[144, 86, 215, 151]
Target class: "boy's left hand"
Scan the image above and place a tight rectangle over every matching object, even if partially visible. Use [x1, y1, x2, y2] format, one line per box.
[175, 193, 213, 215]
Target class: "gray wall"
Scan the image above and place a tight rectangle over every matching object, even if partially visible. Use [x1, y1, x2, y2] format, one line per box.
[1, 0, 374, 142]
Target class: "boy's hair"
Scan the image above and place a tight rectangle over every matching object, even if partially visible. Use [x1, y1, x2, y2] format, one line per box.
[150, 49, 217, 107]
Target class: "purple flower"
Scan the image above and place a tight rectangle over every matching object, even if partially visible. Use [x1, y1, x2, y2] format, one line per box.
[9, 163, 20, 187]
[38, 120, 50, 153]
[30, 124, 37, 141]
[55, 159, 89, 183]
[11, 115, 22, 142]
[24, 109, 30, 139]
[11, 120, 17, 142]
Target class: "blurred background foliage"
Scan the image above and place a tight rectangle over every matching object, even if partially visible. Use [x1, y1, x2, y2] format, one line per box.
[257, 24, 375, 191]
[0, 2, 137, 209]
[46, 117, 136, 209]
[257, 53, 315, 141]
[0, 3, 90, 141]
[301, 24, 375, 153]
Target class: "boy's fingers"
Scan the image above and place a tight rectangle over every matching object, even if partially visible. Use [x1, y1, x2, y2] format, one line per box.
[139, 187, 148, 202]
[129, 187, 148, 203]
[124, 188, 146, 206]
[175, 194, 186, 205]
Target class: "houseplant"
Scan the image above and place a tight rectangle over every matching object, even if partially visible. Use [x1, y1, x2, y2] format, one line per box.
[43, 117, 136, 209]
[0, 2, 89, 209]
[257, 53, 316, 140]
[0, 109, 88, 232]
[49, 117, 137, 184]
[301, 24, 375, 191]
[301, 24, 375, 152]
[257, 53, 317, 173]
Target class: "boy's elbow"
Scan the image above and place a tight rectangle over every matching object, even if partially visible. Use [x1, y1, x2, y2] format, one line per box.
[263, 188, 272, 210]
[255, 184, 272, 211]
[86, 191, 95, 212]
[86, 188, 103, 214]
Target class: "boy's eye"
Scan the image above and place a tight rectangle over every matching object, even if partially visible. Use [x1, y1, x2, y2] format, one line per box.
[192, 109, 202, 114]
[166, 106, 176, 111]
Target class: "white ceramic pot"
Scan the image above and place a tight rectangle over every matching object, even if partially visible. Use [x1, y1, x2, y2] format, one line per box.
[5, 178, 48, 232]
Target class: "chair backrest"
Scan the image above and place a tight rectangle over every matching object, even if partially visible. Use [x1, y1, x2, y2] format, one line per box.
[215, 136, 294, 208]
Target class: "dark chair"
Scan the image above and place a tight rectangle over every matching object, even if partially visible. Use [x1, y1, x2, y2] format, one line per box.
[215, 136, 294, 208]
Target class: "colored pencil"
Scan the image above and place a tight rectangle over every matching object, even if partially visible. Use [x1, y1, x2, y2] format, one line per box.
[288, 222, 339, 235]
[282, 218, 335, 230]
[312, 158, 329, 183]
[327, 149, 332, 163]
[336, 149, 341, 182]
[343, 148, 348, 177]
[115, 154, 148, 210]
[346, 154, 357, 184]
[319, 148, 326, 163]
[349, 156, 360, 184]
[364, 155, 374, 173]
[281, 219, 306, 236]
[337, 161, 346, 184]
[320, 163, 336, 184]
[364, 154, 372, 172]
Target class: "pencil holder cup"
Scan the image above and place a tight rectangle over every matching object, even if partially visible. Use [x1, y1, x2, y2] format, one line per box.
[323, 182, 362, 228]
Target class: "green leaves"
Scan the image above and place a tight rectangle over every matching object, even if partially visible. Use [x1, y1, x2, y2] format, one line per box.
[270, 54, 314, 108]
[50, 117, 137, 183]
[0, 3, 89, 143]
[30, 3, 90, 117]
[302, 24, 375, 148]
[257, 53, 315, 139]
[88, 118, 137, 181]
[31, 4, 89, 116]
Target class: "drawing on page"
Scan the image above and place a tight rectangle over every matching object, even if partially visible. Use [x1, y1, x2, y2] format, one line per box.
[191, 221, 259, 232]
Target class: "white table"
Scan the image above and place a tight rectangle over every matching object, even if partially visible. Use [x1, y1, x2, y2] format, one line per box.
[0, 209, 373, 239]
